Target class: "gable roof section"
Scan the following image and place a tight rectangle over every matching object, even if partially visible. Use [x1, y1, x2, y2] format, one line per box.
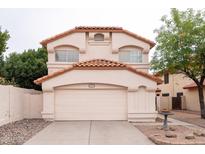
[34, 59, 162, 85]
[183, 81, 205, 89]
[40, 26, 155, 48]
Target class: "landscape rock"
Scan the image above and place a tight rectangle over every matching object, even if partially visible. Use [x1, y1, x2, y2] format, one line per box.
[165, 132, 177, 138]
[193, 130, 203, 137]
[153, 134, 161, 137]
[136, 125, 205, 145]
[169, 126, 176, 131]
[202, 132, 205, 137]
[163, 127, 169, 131]
[157, 126, 163, 130]
[185, 134, 195, 140]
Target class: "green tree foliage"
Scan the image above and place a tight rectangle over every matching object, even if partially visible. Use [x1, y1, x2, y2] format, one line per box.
[2, 48, 47, 90]
[0, 27, 10, 75]
[151, 9, 205, 118]
[0, 77, 17, 86]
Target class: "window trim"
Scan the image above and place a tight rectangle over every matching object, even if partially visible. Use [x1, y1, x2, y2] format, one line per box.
[94, 33, 104, 41]
[119, 47, 143, 63]
[55, 49, 79, 63]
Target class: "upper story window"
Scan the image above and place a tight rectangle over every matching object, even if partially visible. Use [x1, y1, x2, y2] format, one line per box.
[164, 73, 169, 84]
[55, 50, 79, 62]
[94, 33, 104, 41]
[119, 47, 143, 63]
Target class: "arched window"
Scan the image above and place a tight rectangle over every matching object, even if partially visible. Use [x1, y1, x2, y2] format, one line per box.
[119, 46, 142, 63]
[94, 33, 104, 41]
[55, 46, 79, 62]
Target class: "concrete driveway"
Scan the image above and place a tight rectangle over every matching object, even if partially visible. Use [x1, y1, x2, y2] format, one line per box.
[25, 121, 153, 145]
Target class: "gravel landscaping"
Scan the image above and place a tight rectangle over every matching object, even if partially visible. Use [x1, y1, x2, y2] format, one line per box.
[0, 119, 51, 145]
[136, 125, 205, 145]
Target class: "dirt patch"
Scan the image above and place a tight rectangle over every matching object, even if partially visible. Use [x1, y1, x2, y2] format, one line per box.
[136, 125, 205, 145]
[0, 119, 51, 145]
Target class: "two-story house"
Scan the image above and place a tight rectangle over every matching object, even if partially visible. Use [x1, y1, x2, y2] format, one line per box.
[34, 26, 162, 122]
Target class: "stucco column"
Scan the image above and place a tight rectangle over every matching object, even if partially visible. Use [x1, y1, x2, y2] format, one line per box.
[127, 88, 137, 121]
[41, 89, 55, 121]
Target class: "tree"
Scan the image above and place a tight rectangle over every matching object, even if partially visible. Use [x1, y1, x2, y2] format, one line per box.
[0, 76, 17, 86]
[2, 48, 47, 90]
[0, 26, 10, 75]
[151, 8, 205, 118]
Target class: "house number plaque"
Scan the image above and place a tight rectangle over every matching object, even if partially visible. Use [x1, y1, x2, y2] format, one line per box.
[88, 83, 95, 88]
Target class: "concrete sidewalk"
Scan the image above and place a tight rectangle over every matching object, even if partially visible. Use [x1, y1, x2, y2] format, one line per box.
[171, 110, 205, 128]
[25, 121, 153, 145]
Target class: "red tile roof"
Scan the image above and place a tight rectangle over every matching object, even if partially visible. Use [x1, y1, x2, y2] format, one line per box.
[74, 59, 126, 67]
[183, 81, 205, 89]
[76, 26, 123, 30]
[34, 59, 162, 84]
[40, 26, 155, 48]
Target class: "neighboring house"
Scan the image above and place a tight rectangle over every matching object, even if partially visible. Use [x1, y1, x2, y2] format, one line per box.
[157, 73, 205, 112]
[34, 26, 162, 122]
[183, 81, 205, 112]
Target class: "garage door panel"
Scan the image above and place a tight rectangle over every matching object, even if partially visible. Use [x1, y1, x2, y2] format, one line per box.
[55, 89, 127, 120]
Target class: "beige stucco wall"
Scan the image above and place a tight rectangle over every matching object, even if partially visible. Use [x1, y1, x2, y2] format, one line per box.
[172, 74, 192, 96]
[159, 96, 171, 111]
[24, 93, 43, 119]
[0, 85, 43, 126]
[0, 85, 10, 126]
[55, 83, 125, 90]
[157, 73, 205, 112]
[158, 74, 174, 97]
[42, 70, 156, 90]
[158, 73, 192, 97]
[41, 69, 157, 122]
[158, 73, 191, 105]
[46, 32, 150, 74]
[127, 86, 156, 122]
[184, 88, 205, 112]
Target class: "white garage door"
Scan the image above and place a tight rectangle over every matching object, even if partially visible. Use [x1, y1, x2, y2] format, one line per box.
[55, 89, 127, 120]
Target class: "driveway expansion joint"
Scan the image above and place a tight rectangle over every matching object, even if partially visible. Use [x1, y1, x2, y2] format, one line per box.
[88, 120, 92, 145]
